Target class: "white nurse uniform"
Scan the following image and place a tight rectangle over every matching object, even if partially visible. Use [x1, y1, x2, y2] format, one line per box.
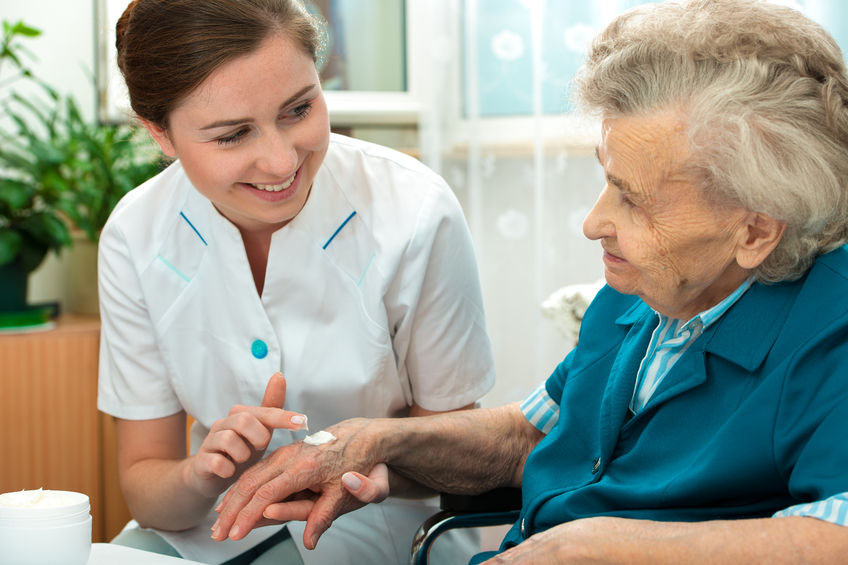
[97, 134, 495, 564]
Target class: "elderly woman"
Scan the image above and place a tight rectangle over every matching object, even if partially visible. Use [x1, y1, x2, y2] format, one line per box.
[212, 0, 848, 561]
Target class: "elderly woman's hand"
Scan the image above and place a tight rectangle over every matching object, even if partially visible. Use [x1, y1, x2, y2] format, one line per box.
[249, 462, 390, 542]
[211, 417, 385, 547]
[187, 373, 308, 500]
[482, 516, 691, 564]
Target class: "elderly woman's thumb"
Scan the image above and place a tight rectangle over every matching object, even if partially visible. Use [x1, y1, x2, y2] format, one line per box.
[342, 463, 390, 504]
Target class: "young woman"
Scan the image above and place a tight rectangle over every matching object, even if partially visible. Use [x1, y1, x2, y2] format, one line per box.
[97, 1, 494, 563]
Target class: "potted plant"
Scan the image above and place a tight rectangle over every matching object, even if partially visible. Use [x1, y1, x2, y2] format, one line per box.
[0, 20, 160, 321]
[0, 20, 67, 318]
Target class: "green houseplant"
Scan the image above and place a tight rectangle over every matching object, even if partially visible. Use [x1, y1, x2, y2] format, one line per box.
[0, 20, 160, 317]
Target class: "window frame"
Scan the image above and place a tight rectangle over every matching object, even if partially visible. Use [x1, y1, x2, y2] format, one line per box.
[95, 0, 425, 126]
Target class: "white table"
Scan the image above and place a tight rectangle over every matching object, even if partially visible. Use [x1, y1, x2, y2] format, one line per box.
[87, 543, 207, 564]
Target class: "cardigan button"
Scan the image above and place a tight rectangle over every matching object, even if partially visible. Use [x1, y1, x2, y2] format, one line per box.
[592, 457, 601, 474]
[520, 517, 526, 536]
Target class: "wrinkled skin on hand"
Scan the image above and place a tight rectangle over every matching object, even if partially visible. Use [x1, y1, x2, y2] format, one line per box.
[481, 517, 627, 564]
[483, 516, 700, 564]
[188, 372, 305, 500]
[212, 417, 382, 548]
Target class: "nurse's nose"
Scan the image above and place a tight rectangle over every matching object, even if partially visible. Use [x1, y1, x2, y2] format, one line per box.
[255, 130, 298, 177]
[583, 184, 616, 241]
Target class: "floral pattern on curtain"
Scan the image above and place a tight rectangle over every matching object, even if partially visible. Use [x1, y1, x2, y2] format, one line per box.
[416, 0, 848, 407]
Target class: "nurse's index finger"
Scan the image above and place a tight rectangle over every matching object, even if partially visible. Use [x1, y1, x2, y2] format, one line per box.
[256, 407, 307, 431]
[228, 405, 306, 431]
[261, 372, 286, 408]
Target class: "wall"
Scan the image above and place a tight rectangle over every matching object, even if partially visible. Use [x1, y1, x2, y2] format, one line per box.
[3, 0, 96, 118]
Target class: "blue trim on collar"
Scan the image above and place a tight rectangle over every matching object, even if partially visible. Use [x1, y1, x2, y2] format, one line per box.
[179, 211, 208, 246]
[322, 211, 357, 250]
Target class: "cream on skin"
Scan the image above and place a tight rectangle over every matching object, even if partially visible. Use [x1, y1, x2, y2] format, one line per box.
[303, 430, 337, 446]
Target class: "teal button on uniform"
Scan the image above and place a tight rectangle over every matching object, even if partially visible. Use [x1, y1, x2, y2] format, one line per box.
[251, 339, 268, 359]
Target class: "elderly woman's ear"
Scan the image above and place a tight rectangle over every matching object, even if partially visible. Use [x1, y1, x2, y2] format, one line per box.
[735, 212, 786, 270]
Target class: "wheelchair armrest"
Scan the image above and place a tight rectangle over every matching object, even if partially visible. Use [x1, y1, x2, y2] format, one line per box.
[439, 487, 522, 513]
[410, 488, 521, 565]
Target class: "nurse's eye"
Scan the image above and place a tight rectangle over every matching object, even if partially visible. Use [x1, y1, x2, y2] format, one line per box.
[283, 102, 312, 122]
[217, 128, 249, 146]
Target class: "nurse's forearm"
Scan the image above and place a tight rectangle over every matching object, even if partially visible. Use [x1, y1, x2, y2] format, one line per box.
[374, 402, 543, 494]
[122, 457, 218, 531]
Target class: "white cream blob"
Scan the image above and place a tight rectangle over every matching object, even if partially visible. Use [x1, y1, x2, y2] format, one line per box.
[303, 430, 337, 446]
[0, 489, 80, 508]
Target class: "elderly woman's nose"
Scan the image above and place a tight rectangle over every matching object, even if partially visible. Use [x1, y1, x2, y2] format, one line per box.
[583, 186, 614, 240]
[256, 131, 298, 177]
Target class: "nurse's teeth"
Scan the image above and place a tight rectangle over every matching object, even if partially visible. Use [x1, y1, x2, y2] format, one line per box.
[251, 175, 295, 192]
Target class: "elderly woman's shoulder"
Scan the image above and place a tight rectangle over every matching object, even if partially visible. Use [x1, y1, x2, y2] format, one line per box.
[787, 244, 848, 316]
[813, 244, 848, 280]
[581, 284, 647, 331]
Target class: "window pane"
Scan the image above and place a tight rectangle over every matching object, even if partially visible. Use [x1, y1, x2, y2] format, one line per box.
[466, 0, 848, 118]
[309, 0, 407, 92]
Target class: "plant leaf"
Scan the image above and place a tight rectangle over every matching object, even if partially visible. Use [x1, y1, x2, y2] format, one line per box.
[19, 211, 71, 249]
[11, 22, 41, 38]
[0, 178, 34, 211]
[0, 229, 22, 267]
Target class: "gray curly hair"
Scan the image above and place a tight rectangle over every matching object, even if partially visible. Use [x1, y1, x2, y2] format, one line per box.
[574, 0, 848, 282]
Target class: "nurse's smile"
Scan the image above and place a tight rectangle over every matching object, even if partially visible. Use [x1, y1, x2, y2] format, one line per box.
[142, 32, 330, 235]
[249, 173, 296, 192]
[242, 167, 302, 202]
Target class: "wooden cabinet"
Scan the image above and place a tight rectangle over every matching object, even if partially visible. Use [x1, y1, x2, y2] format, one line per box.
[0, 315, 131, 542]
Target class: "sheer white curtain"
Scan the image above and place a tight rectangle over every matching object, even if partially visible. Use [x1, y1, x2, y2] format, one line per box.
[412, 0, 848, 407]
[415, 0, 611, 407]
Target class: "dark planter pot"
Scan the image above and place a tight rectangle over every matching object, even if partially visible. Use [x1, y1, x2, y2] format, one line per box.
[0, 258, 30, 312]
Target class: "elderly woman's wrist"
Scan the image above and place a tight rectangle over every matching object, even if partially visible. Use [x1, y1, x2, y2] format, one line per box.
[365, 416, 420, 467]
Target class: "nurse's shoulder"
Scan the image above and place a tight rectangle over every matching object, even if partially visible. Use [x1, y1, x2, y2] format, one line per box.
[100, 160, 195, 268]
[321, 133, 465, 237]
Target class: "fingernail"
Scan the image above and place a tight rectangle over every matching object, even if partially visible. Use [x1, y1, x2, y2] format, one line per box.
[291, 414, 308, 429]
[211, 525, 220, 540]
[211, 519, 219, 532]
[342, 473, 362, 490]
[229, 525, 240, 540]
[214, 503, 222, 513]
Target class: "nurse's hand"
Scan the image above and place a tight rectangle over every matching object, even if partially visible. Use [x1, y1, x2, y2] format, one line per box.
[212, 417, 384, 546]
[186, 372, 308, 500]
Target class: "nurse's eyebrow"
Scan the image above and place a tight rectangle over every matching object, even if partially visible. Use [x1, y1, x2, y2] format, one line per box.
[200, 84, 318, 130]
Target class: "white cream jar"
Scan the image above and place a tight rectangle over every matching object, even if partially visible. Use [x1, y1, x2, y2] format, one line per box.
[0, 489, 92, 564]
